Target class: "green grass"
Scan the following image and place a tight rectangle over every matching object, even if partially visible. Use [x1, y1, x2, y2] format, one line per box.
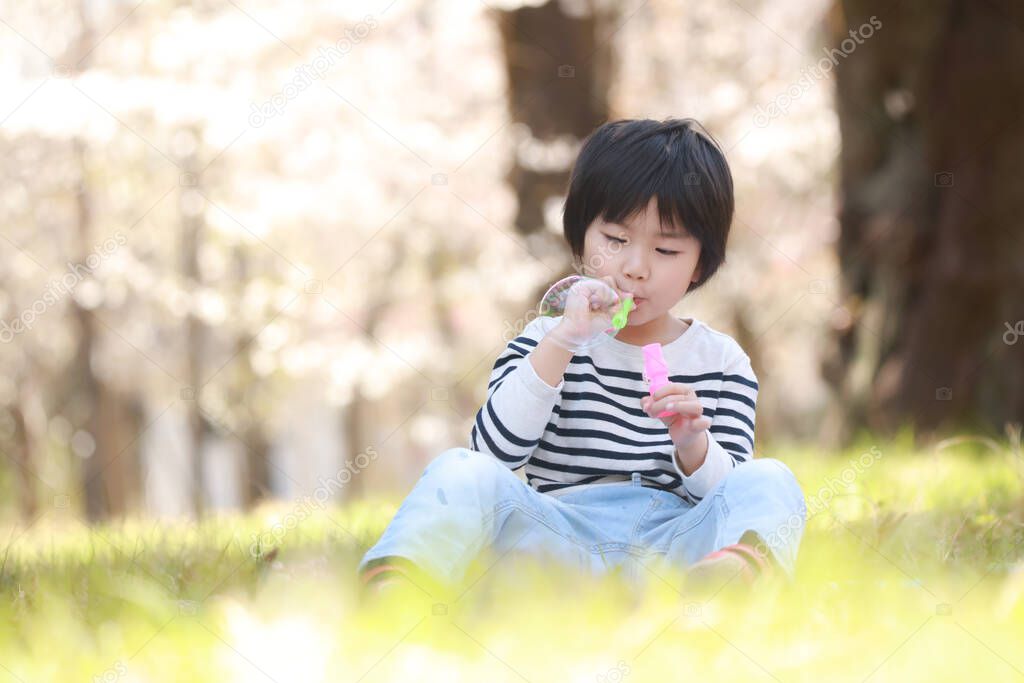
[2, 436, 1023, 682]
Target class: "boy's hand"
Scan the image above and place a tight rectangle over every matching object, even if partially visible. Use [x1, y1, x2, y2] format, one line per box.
[641, 384, 712, 473]
[547, 276, 621, 352]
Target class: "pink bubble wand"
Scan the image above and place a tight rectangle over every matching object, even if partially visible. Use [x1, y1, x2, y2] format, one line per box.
[642, 342, 676, 418]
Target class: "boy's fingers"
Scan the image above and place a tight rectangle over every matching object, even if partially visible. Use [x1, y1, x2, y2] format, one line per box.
[654, 397, 702, 417]
[600, 276, 621, 301]
[643, 394, 697, 413]
[582, 277, 618, 308]
[651, 384, 693, 400]
[680, 416, 712, 434]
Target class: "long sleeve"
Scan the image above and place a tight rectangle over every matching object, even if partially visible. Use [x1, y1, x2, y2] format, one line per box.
[674, 350, 758, 499]
[469, 320, 563, 470]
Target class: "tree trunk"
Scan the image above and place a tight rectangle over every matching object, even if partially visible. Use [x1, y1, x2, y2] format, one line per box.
[340, 238, 409, 500]
[231, 248, 273, 507]
[10, 400, 39, 520]
[823, 0, 1024, 444]
[179, 125, 208, 517]
[73, 138, 141, 520]
[492, 0, 619, 343]
[495, 0, 616, 239]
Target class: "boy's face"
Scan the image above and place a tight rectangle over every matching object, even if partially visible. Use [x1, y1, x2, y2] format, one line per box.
[580, 197, 702, 328]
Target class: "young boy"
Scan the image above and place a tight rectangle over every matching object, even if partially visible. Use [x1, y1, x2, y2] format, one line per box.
[358, 118, 807, 594]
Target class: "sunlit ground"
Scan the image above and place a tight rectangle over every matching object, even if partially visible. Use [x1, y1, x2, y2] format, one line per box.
[2, 434, 1023, 681]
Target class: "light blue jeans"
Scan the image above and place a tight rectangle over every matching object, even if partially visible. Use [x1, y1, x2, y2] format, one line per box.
[358, 447, 807, 588]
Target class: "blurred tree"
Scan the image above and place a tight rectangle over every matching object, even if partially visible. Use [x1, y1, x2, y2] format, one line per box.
[824, 0, 1024, 441]
[178, 124, 212, 517]
[8, 375, 44, 519]
[230, 247, 273, 507]
[71, 137, 145, 520]
[495, 0, 615, 237]
[67, 2, 144, 520]
[341, 231, 413, 500]
[494, 0, 618, 306]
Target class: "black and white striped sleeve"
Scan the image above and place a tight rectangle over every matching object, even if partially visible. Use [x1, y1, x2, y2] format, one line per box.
[469, 319, 563, 470]
[676, 350, 758, 499]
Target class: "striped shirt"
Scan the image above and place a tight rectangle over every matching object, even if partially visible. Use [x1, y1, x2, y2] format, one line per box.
[470, 315, 758, 504]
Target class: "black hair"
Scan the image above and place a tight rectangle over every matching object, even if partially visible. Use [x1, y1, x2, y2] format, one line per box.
[562, 118, 734, 291]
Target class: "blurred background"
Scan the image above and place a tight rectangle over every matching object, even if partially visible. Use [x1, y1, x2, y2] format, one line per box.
[1, 0, 1021, 525]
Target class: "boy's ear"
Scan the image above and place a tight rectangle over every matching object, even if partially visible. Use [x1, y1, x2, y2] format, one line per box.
[690, 263, 702, 284]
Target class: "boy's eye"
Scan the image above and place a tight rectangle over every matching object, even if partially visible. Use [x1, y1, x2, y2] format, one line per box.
[603, 234, 678, 256]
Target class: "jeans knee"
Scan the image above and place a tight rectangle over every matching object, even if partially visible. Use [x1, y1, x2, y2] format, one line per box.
[426, 446, 514, 489]
[427, 446, 472, 471]
[731, 458, 806, 516]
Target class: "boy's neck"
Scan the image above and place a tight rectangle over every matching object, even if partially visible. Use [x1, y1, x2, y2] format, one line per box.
[613, 313, 690, 347]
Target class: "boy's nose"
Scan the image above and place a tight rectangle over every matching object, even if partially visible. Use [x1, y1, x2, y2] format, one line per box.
[622, 256, 650, 281]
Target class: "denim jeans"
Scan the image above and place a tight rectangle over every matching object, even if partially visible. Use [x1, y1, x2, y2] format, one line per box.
[358, 447, 807, 588]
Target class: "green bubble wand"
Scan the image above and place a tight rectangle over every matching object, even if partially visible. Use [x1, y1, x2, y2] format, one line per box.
[609, 296, 635, 331]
